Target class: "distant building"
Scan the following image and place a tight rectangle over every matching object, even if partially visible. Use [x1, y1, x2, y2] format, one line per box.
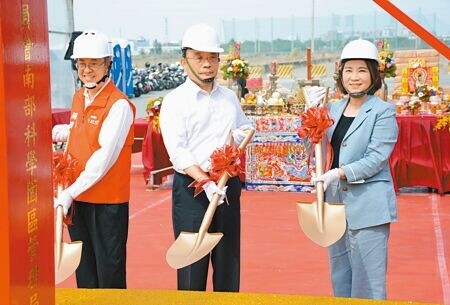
[128, 37, 180, 56]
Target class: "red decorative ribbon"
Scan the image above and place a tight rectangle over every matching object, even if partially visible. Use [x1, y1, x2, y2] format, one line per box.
[52, 150, 79, 196]
[297, 107, 334, 144]
[209, 144, 244, 182]
[189, 144, 244, 197]
[53, 150, 79, 225]
[188, 178, 213, 197]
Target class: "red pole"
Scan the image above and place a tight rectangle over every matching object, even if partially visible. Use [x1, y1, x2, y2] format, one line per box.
[306, 48, 312, 80]
[373, 0, 450, 60]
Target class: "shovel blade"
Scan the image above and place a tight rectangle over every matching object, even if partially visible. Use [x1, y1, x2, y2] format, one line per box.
[55, 241, 83, 284]
[166, 232, 223, 269]
[296, 201, 346, 247]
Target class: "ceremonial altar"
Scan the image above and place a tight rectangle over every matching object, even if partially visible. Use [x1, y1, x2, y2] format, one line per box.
[245, 115, 314, 192]
[387, 48, 449, 193]
[133, 118, 172, 185]
[390, 115, 450, 194]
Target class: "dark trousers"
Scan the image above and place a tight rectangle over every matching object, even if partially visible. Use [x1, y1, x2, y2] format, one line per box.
[68, 201, 129, 288]
[172, 172, 241, 292]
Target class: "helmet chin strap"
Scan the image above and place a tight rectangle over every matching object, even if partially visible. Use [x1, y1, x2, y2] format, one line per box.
[83, 74, 108, 89]
[185, 59, 215, 84]
[348, 83, 374, 98]
[342, 70, 380, 99]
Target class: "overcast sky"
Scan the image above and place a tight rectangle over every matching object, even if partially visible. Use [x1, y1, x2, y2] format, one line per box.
[72, 0, 449, 42]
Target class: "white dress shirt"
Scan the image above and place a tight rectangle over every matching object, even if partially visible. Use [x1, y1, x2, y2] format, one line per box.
[160, 78, 252, 174]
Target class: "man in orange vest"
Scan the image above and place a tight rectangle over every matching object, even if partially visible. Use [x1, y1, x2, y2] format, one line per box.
[53, 30, 136, 288]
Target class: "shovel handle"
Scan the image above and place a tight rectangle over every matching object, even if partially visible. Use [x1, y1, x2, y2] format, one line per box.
[55, 185, 65, 268]
[314, 141, 325, 204]
[197, 174, 230, 237]
[55, 205, 64, 269]
[237, 128, 255, 151]
[197, 129, 255, 237]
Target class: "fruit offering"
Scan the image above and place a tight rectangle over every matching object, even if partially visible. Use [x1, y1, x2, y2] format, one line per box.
[242, 92, 257, 105]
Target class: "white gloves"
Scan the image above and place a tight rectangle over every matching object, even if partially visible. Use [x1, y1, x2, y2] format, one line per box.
[52, 124, 70, 142]
[231, 128, 253, 146]
[202, 181, 227, 205]
[305, 86, 327, 108]
[54, 190, 74, 216]
[312, 168, 340, 191]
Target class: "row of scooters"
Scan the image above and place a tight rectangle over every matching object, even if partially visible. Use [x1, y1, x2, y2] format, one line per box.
[132, 62, 187, 97]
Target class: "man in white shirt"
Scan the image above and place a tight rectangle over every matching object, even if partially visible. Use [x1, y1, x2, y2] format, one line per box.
[160, 23, 253, 292]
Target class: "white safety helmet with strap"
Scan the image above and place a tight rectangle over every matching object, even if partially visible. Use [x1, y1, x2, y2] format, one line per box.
[182, 23, 224, 53]
[340, 39, 379, 61]
[181, 24, 223, 84]
[71, 30, 112, 59]
[339, 39, 380, 98]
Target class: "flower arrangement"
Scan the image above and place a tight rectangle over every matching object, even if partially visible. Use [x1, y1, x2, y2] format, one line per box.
[377, 39, 396, 78]
[434, 114, 450, 132]
[414, 85, 439, 102]
[406, 99, 421, 113]
[221, 56, 250, 80]
[146, 96, 164, 132]
[221, 42, 250, 80]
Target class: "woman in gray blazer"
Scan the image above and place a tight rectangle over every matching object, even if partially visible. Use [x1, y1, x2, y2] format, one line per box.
[314, 39, 398, 300]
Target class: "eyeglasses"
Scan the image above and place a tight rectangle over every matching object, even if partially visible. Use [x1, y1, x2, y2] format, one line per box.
[185, 56, 220, 64]
[76, 62, 106, 70]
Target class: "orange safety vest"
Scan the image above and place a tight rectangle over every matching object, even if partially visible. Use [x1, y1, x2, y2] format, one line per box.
[68, 82, 136, 203]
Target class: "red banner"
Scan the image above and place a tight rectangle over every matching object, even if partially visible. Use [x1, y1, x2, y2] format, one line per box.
[0, 0, 55, 304]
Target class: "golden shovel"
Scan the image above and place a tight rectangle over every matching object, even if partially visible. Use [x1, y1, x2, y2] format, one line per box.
[166, 129, 255, 269]
[54, 189, 82, 284]
[296, 140, 346, 247]
[53, 133, 82, 283]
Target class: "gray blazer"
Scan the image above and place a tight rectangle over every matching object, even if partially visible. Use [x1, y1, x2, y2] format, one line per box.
[325, 95, 398, 230]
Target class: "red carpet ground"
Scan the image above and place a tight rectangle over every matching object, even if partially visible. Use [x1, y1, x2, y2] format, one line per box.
[56, 153, 450, 305]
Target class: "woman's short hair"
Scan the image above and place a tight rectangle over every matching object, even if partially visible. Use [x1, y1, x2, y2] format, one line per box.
[336, 59, 381, 95]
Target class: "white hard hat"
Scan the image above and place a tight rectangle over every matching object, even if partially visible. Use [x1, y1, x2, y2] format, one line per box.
[182, 23, 224, 53]
[71, 30, 112, 59]
[340, 39, 379, 61]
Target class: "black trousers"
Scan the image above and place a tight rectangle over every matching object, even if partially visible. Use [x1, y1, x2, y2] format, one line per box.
[68, 201, 129, 288]
[172, 172, 241, 292]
